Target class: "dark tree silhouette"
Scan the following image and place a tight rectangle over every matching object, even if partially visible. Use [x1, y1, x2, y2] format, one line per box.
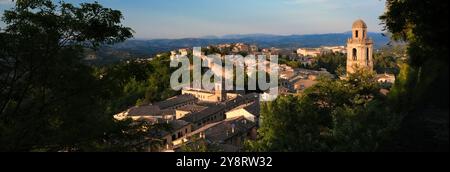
[380, 0, 448, 151]
[0, 0, 149, 151]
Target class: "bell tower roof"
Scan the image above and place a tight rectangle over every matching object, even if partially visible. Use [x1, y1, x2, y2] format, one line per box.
[352, 19, 367, 29]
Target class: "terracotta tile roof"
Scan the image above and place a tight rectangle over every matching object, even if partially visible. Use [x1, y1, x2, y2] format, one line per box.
[180, 104, 226, 123]
[153, 94, 197, 109]
[186, 117, 256, 143]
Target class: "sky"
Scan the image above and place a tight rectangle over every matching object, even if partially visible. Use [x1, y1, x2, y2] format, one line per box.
[0, 0, 387, 39]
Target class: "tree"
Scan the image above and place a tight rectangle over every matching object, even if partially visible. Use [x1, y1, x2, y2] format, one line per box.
[102, 120, 171, 152]
[0, 0, 153, 151]
[380, 0, 449, 151]
[315, 53, 346, 74]
[373, 45, 406, 75]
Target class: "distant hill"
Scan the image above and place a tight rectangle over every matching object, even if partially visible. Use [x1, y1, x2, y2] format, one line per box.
[93, 32, 390, 64]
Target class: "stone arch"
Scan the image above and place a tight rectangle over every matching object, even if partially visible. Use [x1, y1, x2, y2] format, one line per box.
[352, 48, 357, 61]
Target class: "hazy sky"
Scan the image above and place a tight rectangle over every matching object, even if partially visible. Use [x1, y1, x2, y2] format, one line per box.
[0, 0, 387, 39]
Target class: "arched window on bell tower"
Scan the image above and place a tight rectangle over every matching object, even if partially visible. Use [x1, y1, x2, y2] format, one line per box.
[355, 30, 359, 38]
[352, 48, 357, 61]
[366, 48, 369, 66]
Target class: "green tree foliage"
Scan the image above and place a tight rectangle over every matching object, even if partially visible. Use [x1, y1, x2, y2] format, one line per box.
[380, 0, 449, 151]
[373, 45, 406, 75]
[0, 0, 165, 152]
[246, 69, 400, 152]
[146, 55, 179, 103]
[97, 119, 171, 152]
[94, 61, 152, 113]
[179, 135, 226, 152]
[282, 53, 346, 74]
[314, 53, 346, 74]
[97, 54, 178, 114]
[279, 55, 302, 69]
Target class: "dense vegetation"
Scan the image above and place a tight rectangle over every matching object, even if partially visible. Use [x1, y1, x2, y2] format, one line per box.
[94, 54, 178, 113]
[280, 52, 346, 75]
[0, 0, 172, 152]
[373, 45, 406, 75]
[246, 69, 400, 151]
[379, 0, 448, 151]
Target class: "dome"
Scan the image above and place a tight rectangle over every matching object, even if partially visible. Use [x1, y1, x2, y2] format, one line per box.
[352, 19, 367, 28]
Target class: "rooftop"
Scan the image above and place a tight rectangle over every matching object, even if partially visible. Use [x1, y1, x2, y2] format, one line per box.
[203, 117, 256, 143]
[169, 120, 191, 130]
[125, 105, 161, 117]
[176, 104, 208, 113]
[294, 79, 319, 90]
[180, 103, 226, 123]
[228, 100, 260, 117]
[158, 120, 191, 137]
[153, 94, 197, 109]
[352, 19, 367, 28]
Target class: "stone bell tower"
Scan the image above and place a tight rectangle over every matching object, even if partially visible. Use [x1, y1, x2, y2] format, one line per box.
[346, 19, 374, 74]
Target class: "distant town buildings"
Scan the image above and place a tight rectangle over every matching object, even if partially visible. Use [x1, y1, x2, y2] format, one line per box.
[179, 48, 189, 56]
[297, 48, 322, 57]
[322, 46, 347, 54]
[233, 43, 250, 53]
[296, 46, 346, 58]
[170, 48, 191, 61]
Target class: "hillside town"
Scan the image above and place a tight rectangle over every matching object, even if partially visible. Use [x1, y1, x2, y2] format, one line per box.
[114, 19, 396, 152]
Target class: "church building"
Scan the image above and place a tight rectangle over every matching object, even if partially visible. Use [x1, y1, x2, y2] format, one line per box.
[346, 19, 374, 74]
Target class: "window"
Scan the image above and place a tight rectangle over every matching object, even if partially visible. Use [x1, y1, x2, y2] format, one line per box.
[363, 31, 366, 39]
[352, 48, 357, 61]
[172, 134, 176, 141]
[355, 30, 359, 38]
[366, 48, 370, 66]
